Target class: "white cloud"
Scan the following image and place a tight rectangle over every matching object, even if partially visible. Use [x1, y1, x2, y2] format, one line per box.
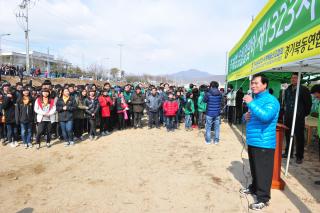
[0, 0, 268, 75]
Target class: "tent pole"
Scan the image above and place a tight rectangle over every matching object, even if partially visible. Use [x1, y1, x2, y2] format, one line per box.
[285, 66, 302, 176]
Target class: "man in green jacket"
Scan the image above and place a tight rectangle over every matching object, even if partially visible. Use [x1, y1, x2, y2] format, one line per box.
[184, 92, 195, 131]
[197, 89, 207, 129]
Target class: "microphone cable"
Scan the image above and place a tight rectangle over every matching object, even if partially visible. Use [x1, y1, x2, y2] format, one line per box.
[239, 95, 251, 213]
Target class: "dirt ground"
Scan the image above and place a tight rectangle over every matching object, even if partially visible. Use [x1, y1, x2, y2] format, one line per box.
[0, 121, 319, 213]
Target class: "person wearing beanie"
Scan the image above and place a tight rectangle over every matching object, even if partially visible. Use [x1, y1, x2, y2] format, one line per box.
[2, 82, 11, 95]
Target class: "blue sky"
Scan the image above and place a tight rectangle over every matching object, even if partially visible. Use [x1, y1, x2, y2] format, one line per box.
[0, 0, 268, 75]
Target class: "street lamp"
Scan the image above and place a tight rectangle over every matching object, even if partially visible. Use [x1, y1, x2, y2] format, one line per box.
[0, 33, 11, 66]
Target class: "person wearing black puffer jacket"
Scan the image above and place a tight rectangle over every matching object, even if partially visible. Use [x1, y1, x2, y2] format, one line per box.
[85, 89, 100, 140]
[56, 87, 77, 147]
[15, 87, 34, 149]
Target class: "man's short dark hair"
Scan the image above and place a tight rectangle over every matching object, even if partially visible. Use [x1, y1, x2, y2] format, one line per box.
[292, 72, 303, 78]
[104, 82, 111, 87]
[252, 73, 269, 88]
[311, 84, 320, 94]
[210, 81, 219, 88]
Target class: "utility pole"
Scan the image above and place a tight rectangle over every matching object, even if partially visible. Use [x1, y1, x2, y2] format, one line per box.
[47, 47, 50, 76]
[100, 57, 109, 80]
[118, 44, 123, 80]
[16, 0, 37, 75]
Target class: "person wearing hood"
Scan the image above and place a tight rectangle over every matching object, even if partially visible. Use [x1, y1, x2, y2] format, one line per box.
[197, 86, 207, 129]
[203, 81, 222, 145]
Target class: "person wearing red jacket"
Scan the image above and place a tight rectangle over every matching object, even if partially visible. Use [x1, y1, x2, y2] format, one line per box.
[163, 92, 178, 132]
[98, 89, 113, 136]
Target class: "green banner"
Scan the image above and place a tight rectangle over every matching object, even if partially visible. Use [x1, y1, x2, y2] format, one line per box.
[228, 0, 320, 81]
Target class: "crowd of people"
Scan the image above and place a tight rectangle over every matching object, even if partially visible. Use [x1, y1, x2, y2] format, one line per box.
[0, 79, 226, 150]
[1, 73, 319, 211]
[0, 64, 25, 77]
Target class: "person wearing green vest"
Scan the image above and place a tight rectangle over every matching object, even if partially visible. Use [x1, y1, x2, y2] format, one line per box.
[184, 92, 194, 131]
[197, 88, 207, 129]
[310, 84, 320, 185]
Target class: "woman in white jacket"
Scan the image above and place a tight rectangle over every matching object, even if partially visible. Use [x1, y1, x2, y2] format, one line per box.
[34, 88, 56, 149]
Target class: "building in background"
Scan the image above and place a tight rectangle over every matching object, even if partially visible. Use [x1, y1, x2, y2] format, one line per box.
[0, 51, 72, 74]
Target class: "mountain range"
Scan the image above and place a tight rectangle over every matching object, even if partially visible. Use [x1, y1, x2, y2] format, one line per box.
[167, 69, 226, 84]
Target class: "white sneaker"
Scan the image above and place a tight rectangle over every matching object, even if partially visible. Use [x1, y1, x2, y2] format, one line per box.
[89, 136, 93, 141]
[214, 141, 219, 145]
[14, 141, 19, 147]
[64, 142, 69, 147]
[28, 143, 32, 148]
[10, 142, 15, 148]
[69, 141, 75, 146]
[24, 144, 28, 149]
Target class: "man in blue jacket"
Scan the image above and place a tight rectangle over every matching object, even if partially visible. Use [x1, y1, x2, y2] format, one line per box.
[203, 81, 222, 145]
[241, 74, 280, 211]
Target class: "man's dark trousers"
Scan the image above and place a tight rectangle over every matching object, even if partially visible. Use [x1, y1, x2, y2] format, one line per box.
[248, 145, 275, 203]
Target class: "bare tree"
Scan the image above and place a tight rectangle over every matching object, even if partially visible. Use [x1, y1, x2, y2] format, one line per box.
[110, 68, 120, 80]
